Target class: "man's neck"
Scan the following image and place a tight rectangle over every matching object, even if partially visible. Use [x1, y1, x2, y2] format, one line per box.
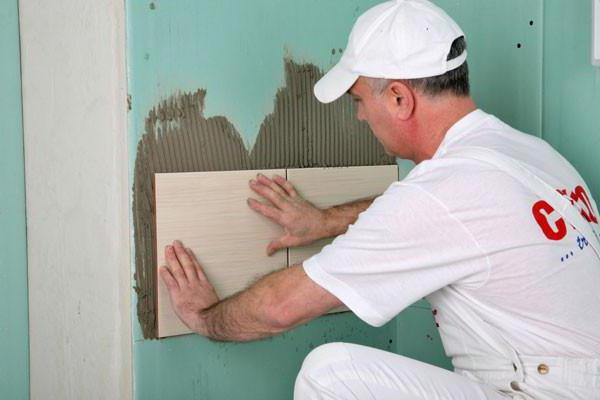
[411, 96, 477, 164]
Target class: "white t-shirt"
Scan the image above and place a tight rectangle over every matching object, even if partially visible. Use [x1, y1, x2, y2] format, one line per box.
[303, 109, 600, 365]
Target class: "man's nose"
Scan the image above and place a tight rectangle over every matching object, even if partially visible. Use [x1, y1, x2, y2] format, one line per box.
[355, 106, 365, 121]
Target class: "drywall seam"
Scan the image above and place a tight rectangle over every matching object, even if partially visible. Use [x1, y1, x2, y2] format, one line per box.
[133, 59, 394, 339]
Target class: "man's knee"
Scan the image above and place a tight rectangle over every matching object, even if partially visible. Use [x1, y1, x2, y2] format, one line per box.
[294, 342, 351, 399]
[298, 342, 350, 376]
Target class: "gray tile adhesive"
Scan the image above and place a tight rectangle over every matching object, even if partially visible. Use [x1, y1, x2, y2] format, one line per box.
[133, 59, 395, 339]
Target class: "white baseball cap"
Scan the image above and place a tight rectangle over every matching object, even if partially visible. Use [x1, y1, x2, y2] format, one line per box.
[314, 0, 467, 103]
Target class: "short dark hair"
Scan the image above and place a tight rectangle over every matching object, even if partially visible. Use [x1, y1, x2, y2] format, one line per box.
[367, 36, 470, 97]
[406, 36, 470, 96]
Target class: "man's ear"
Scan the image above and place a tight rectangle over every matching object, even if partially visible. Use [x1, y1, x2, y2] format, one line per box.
[387, 81, 415, 121]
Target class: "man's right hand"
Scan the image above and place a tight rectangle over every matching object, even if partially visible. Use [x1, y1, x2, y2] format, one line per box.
[247, 173, 328, 256]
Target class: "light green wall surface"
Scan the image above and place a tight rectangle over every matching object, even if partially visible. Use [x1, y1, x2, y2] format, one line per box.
[0, 1, 29, 399]
[440, 0, 543, 137]
[542, 0, 600, 200]
[127, 0, 595, 398]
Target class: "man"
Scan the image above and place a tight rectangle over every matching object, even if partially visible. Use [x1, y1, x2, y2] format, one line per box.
[160, 0, 600, 398]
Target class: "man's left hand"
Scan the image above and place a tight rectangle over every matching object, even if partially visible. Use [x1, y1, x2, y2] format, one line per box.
[160, 240, 219, 334]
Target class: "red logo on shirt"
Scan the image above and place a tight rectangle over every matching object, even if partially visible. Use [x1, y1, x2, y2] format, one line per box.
[532, 185, 598, 241]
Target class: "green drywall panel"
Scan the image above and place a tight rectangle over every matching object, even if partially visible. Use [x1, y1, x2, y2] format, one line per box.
[127, 2, 404, 399]
[397, 303, 453, 371]
[542, 0, 600, 200]
[436, 0, 543, 137]
[136, 314, 396, 400]
[0, 1, 29, 399]
[127, 1, 542, 398]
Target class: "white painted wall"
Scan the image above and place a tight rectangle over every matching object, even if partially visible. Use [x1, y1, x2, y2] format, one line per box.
[19, 0, 132, 398]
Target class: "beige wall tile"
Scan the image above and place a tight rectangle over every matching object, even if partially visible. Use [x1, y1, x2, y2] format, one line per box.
[155, 166, 398, 336]
[155, 169, 287, 337]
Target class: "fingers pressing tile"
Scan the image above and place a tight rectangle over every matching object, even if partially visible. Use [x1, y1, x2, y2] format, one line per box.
[257, 173, 273, 184]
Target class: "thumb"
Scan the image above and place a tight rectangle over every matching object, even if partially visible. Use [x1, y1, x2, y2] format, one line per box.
[267, 238, 286, 256]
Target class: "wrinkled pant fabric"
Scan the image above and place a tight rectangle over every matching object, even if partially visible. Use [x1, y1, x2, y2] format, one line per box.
[294, 342, 599, 400]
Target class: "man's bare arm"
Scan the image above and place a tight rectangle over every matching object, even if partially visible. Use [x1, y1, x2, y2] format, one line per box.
[160, 241, 342, 342]
[321, 196, 375, 237]
[197, 268, 291, 342]
[198, 264, 342, 342]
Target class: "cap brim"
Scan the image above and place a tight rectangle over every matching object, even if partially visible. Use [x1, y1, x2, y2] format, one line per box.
[313, 63, 359, 104]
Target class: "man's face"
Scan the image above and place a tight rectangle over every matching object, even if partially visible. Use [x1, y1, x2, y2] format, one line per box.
[348, 77, 401, 157]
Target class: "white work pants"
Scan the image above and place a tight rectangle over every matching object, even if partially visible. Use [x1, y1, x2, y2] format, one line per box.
[294, 342, 512, 400]
[294, 342, 600, 399]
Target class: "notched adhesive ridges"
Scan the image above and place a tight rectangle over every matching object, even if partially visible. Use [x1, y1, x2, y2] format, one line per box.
[133, 59, 394, 338]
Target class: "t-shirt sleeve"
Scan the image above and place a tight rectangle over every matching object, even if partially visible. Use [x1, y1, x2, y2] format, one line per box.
[302, 183, 490, 327]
